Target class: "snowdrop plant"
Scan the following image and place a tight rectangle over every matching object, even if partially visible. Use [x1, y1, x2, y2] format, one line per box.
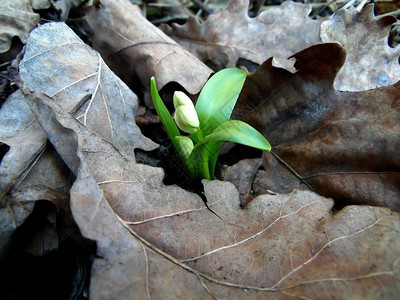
[150, 68, 271, 180]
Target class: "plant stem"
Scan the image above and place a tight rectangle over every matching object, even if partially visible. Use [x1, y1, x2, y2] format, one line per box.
[201, 149, 211, 180]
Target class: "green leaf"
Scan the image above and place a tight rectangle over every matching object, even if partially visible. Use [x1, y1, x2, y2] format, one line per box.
[187, 142, 213, 180]
[201, 120, 271, 151]
[188, 120, 271, 180]
[192, 68, 247, 142]
[150, 77, 182, 156]
[206, 142, 222, 179]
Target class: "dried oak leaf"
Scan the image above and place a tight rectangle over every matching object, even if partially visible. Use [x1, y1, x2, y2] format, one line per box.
[19, 22, 158, 160]
[85, 0, 212, 106]
[0, 200, 34, 259]
[375, 0, 400, 15]
[0, 0, 40, 53]
[0, 91, 71, 258]
[54, 0, 87, 20]
[221, 158, 262, 207]
[0, 90, 47, 202]
[30, 0, 51, 10]
[16, 23, 400, 298]
[221, 154, 306, 207]
[161, 0, 324, 70]
[320, 4, 400, 91]
[234, 42, 400, 211]
[18, 81, 400, 299]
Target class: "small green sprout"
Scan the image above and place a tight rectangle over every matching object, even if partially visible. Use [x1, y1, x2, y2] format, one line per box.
[150, 68, 271, 180]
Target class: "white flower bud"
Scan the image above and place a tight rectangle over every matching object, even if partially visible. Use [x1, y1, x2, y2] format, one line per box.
[173, 91, 199, 134]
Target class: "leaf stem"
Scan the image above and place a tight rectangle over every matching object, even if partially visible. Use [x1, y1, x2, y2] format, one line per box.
[201, 148, 211, 180]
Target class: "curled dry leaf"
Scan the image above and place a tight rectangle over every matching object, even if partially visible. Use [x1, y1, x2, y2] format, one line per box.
[54, 0, 87, 20]
[0, 90, 47, 202]
[0, 200, 34, 259]
[375, 1, 400, 15]
[254, 153, 305, 195]
[15, 23, 400, 298]
[234, 43, 400, 211]
[0, 0, 40, 53]
[221, 158, 261, 207]
[161, 0, 324, 70]
[30, 0, 52, 10]
[18, 80, 400, 299]
[5, 185, 70, 257]
[85, 0, 212, 106]
[19, 22, 158, 160]
[14, 64, 217, 299]
[0, 91, 71, 258]
[320, 4, 400, 91]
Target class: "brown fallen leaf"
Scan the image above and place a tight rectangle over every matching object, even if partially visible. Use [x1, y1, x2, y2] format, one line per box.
[0, 90, 47, 202]
[19, 22, 158, 160]
[85, 0, 212, 106]
[13, 70, 215, 298]
[0, 92, 72, 258]
[253, 152, 305, 198]
[135, 105, 160, 126]
[375, 0, 400, 15]
[54, 0, 87, 20]
[161, 0, 324, 70]
[5, 185, 70, 257]
[0, 0, 40, 53]
[14, 23, 400, 298]
[221, 158, 261, 207]
[0, 200, 34, 259]
[17, 77, 400, 299]
[1, 18, 156, 260]
[234, 42, 400, 211]
[320, 4, 400, 91]
[30, 0, 51, 10]
[30, 0, 52, 10]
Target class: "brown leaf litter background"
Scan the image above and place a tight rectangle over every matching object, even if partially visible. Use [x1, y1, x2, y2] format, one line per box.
[161, 0, 324, 70]
[233, 43, 400, 211]
[0, 0, 40, 53]
[0, 0, 400, 299]
[85, 0, 213, 106]
[320, 4, 400, 91]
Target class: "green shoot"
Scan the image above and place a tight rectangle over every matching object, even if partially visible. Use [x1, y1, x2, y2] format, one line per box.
[150, 68, 271, 180]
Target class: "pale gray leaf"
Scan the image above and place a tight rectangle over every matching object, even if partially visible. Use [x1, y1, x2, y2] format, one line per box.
[0, 0, 40, 53]
[19, 22, 158, 159]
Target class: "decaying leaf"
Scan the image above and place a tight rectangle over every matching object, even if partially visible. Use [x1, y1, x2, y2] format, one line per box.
[5, 185, 70, 257]
[320, 4, 400, 91]
[161, 0, 324, 70]
[234, 42, 400, 211]
[0, 200, 34, 259]
[54, 0, 87, 20]
[0, 90, 47, 202]
[254, 153, 305, 196]
[85, 0, 212, 106]
[0, 0, 40, 53]
[30, 0, 51, 10]
[221, 158, 261, 207]
[14, 63, 215, 298]
[375, 0, 400, 15]
[17, 75, 400, 299]
[19, 22, 158, 160]
[0, 85, 74, 259]
[13, 23, 400, 298]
